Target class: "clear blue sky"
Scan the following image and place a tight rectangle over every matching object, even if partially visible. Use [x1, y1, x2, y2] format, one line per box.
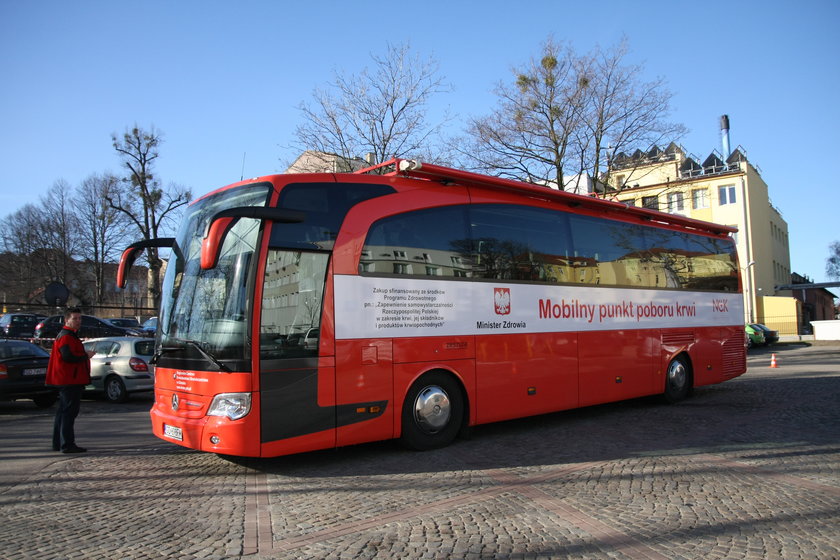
[2, 0, 838, 283]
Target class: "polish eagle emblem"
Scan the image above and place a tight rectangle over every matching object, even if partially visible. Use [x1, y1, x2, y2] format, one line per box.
[494, 288, 511, 315]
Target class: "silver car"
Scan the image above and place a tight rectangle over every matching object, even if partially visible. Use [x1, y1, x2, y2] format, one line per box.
[83, 337, 155, 403]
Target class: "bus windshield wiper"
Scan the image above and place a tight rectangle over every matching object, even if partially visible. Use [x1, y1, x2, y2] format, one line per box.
[154, 337, 231, 372]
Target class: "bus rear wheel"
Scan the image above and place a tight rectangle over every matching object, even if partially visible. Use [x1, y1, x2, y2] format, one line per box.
[400, 372, 464, 451]
[663, 355, 692, 403]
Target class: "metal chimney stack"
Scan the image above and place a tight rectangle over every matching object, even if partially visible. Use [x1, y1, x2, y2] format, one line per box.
[720, 115, 731, 159]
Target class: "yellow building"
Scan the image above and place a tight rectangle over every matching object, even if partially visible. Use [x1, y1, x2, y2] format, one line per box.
[606, 141, 795, 332]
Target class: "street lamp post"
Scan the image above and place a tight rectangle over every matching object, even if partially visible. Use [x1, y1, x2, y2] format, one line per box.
[742, 261, 756, 323]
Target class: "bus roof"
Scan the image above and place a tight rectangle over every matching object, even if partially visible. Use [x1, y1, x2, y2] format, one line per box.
[354, 158, 737, 237]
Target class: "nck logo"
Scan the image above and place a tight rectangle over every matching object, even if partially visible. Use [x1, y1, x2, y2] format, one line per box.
[712, 299, 729, 313]
[494, 288, 511, 315]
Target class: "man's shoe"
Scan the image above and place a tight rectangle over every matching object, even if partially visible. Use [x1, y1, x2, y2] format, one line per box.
[52, 446, 60, 451]
[62, 446, 87, 454]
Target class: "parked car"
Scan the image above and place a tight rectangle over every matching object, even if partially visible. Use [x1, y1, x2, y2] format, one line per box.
[750, 323, 779, 345]
[302, 327, 319, 350]
[104, 318, 145, 337]
[105, 317, 141, 328]
[0, 313, 45, 338]
[141, 317, 158, 336]
[0, 339, 57, 407]
[745, 324, 765, 349]
[34, 314, 133, 340]
[82, 337, 155, 403]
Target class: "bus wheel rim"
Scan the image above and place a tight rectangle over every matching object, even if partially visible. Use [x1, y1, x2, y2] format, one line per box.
[667, 360, 687, 392]
[414, 385, 451, 433]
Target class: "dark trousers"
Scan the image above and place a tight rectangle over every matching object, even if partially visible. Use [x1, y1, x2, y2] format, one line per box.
[53, 385, 83, 450]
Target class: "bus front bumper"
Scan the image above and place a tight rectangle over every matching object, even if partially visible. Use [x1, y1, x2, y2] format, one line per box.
[150, 391, 261, 456]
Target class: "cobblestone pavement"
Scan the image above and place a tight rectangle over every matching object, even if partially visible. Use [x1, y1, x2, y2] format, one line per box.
[1, 343, 838, 559]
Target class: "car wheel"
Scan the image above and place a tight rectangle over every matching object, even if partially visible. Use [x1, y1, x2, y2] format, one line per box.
[104, 375, 128, 403]
[400, 372, 464, 451]
[663, 355, 692, 404]
[33, 392, 58, 408]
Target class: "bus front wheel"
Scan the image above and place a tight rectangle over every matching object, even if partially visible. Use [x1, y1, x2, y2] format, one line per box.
[400, 372, 464, 451]
[663, 355, 692, 404]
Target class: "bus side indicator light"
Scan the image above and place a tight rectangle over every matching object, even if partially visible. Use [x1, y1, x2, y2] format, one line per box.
[527, 387, 536, 396]
[356, 406, 382, 414]
[615, 377, 623, 383]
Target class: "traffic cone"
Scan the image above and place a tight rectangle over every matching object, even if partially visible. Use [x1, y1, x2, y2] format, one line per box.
[769, 353, 778, 368]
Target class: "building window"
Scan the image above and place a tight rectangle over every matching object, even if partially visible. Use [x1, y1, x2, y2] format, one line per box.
[719, 185, 736, 205]
[692, 189, 709, 209]
[641, 196, 659, 210]
[667, 192, 685, 213]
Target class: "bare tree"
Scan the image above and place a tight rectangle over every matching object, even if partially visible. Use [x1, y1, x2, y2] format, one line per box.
[580, 40, 687, 192]
[458, 38, 685, 194]
[0, 181, 82, 306]
[38, 179, 81, 286]
[0, 203, 45, 305]
[0, 203, 40, 256]
[75, 173, 130, 304]
[827, 241, 840, 281]
[107, 126, 191, 309]
[460, 39, 589, 186]
[292, 42, 452, 170]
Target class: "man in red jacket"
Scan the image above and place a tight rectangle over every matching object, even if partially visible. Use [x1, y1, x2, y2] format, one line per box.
[46, 307, 94, 453]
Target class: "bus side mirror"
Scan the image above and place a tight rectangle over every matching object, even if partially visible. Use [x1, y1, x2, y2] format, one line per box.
[117, 238, 176, 288]
[200, 207, 306, 270]
[201, 217, 236, 270]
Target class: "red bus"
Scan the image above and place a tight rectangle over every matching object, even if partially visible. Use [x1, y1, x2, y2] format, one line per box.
[118, 159, 746, 457]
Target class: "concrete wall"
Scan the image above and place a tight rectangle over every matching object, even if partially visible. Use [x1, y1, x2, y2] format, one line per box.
[811, 320, 840, 340]
[760, 295, 801, 335]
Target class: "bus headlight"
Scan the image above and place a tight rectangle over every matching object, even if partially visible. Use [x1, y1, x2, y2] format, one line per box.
[207, 393, 252, 420]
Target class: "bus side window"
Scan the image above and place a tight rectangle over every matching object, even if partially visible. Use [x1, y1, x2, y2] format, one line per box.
[468, 205, 570, 283]
[361, 206, 472, 278]
[260, 250, 329, 361]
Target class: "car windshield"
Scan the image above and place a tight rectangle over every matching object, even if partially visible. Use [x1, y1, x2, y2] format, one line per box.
[158, 183, 271, 363]
[0, 341, 49, 359]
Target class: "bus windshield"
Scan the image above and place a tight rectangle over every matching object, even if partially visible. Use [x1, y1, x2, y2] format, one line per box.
[158, 184, 272, 365]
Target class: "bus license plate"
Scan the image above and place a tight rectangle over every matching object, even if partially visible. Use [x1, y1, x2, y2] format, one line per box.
[163, 424, 183, 441]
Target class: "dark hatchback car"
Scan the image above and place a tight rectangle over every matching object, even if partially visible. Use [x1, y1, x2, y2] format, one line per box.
[0, 339, 57, 407]
[34, 314, 131, 340]
[0, 313, 45, 338]
[751, 323, 779, 345]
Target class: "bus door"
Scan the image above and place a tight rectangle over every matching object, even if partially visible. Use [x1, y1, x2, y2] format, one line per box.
[258, 250, 336, 451]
